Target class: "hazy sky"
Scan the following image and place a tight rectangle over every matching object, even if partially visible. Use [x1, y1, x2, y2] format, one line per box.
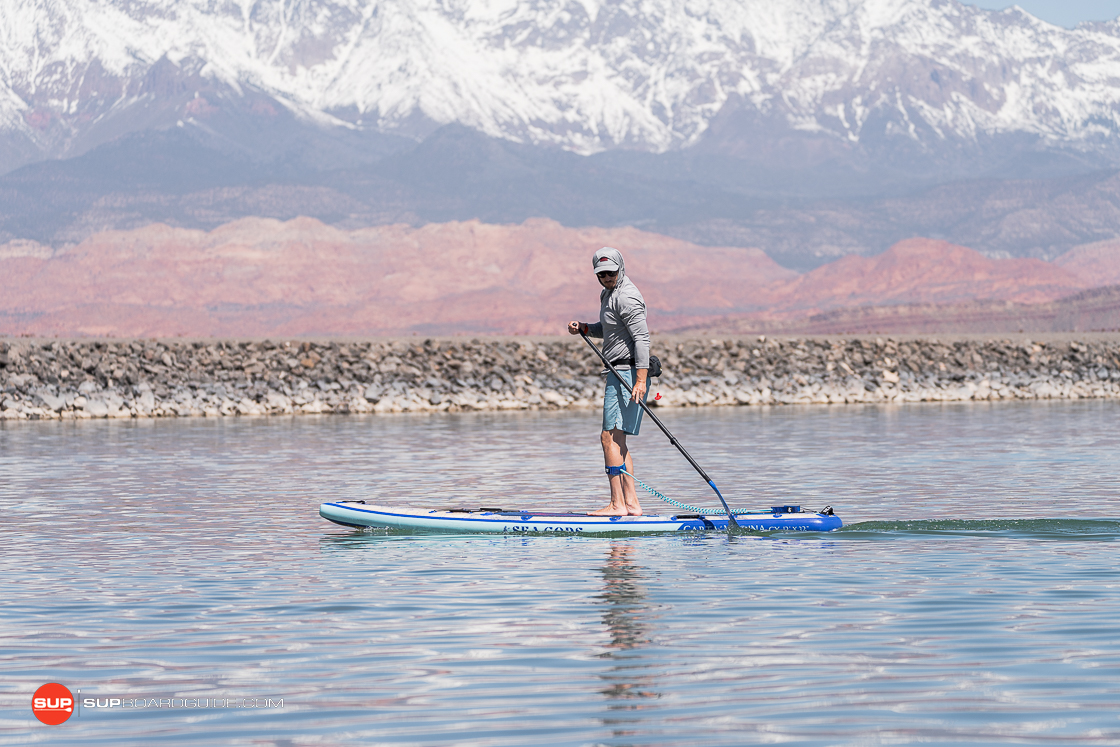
[971, 1, 1120, 27]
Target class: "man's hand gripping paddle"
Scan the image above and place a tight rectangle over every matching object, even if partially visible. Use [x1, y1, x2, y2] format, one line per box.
[578, 330, 742, 532]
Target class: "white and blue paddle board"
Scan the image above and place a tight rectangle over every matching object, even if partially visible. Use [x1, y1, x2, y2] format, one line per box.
[319, 502, 842, 534]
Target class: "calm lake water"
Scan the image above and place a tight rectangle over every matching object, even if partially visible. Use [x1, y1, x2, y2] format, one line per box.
[1, 401, 1118, 745]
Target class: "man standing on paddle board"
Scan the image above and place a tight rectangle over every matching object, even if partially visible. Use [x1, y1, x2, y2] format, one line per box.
[567, 247, 650, 516]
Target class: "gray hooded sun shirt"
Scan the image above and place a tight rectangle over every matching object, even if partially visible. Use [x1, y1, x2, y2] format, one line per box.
[587, 247, 650, 371]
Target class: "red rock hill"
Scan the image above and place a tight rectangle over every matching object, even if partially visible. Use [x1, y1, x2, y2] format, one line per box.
[0, 218, 794, 337]
[2, 222, 1114, 337]
[1053, 239, 1120, 287]
[767, 238, 1089, 318]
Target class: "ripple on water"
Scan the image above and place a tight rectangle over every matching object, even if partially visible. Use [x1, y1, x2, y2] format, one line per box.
[1, 401, 1119, 745]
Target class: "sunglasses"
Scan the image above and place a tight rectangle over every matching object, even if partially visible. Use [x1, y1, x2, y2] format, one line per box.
[596, 270, 619, 278]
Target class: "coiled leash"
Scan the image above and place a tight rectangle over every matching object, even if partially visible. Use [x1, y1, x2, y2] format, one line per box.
[606, 464, 743, 516]
[581, 330, 743, 531]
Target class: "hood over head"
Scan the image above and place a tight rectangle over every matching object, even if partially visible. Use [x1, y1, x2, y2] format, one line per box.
[592, 247, 626, 290]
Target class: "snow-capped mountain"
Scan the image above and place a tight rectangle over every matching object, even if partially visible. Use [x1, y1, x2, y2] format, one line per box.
[3, 0, 1120, 169]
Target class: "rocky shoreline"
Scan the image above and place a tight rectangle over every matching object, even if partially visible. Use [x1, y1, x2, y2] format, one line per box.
[2, 335, 1120, 420]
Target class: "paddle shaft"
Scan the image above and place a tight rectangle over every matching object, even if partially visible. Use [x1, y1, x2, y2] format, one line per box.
[578, 329, 740, 528]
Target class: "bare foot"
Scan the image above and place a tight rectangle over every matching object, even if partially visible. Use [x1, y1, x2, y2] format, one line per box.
[588, 504, 628, 516]
[624, 505, 643, 516]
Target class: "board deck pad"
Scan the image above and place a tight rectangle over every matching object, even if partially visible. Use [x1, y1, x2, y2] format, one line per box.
[320, 501, 843, 534]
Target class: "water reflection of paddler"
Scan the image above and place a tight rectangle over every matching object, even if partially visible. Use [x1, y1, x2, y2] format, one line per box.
[567, 247, 650, 517]
[597, 543, 649, 650]
[596, 543, 659, 703]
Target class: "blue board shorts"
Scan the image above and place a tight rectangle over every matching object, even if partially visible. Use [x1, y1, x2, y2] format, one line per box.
[603, 368, 647, 435]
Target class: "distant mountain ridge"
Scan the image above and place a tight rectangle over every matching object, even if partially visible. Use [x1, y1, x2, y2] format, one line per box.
[5, 0, 1120, 169]
[3, 219, 1119, 338]
[6, 0, 1120, 268]
[5, 124, 1120, 270]
[0, 218, 795, 336]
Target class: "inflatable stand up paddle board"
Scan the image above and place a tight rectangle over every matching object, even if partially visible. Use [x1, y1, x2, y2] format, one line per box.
[322, 333, 845, 536]
[320, 501, 842, 534]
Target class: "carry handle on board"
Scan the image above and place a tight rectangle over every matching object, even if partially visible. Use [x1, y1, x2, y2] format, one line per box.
[578, 329, 742, 531]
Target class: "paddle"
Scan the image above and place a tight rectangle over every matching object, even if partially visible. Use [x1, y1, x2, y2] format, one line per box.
[578, 330, 742, 531]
